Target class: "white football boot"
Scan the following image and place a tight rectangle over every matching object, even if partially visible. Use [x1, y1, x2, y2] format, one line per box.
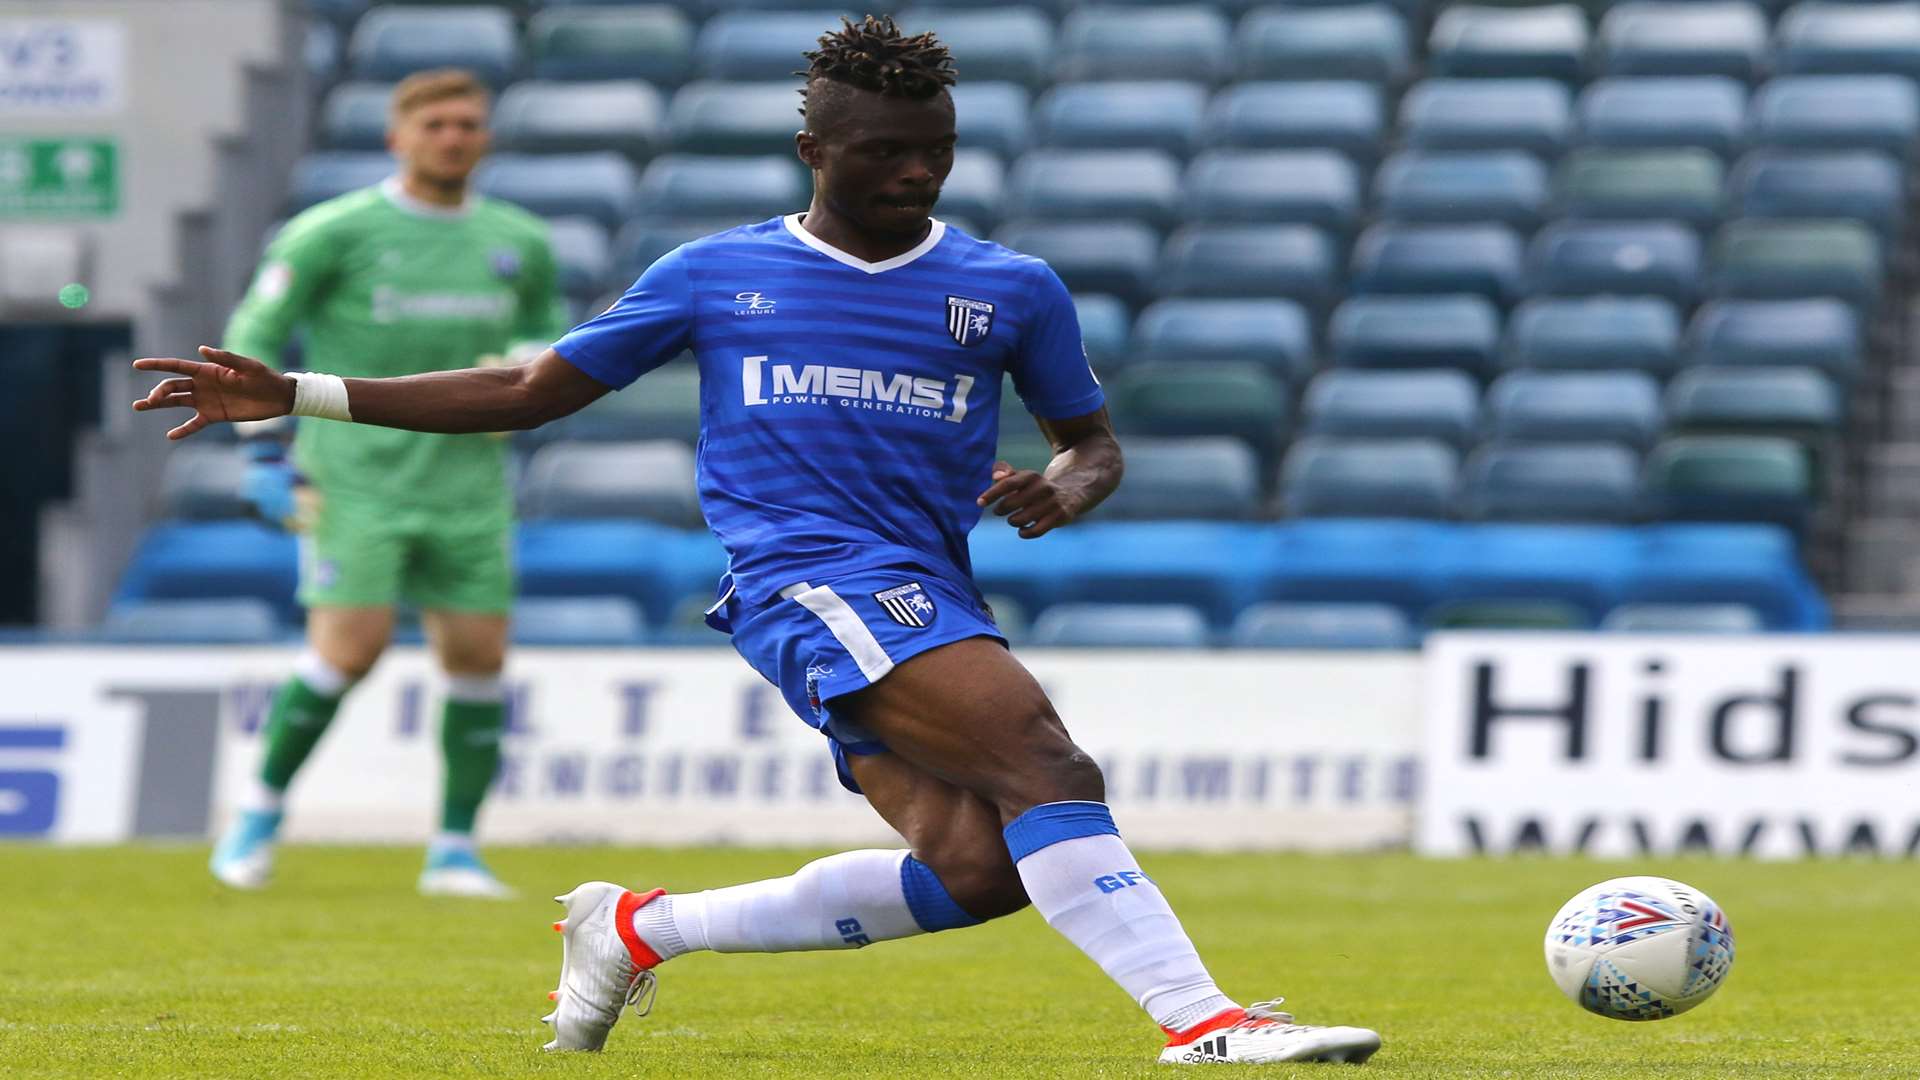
[1158, 1000, 1382, 1065]
[540, 882, 667, 1052]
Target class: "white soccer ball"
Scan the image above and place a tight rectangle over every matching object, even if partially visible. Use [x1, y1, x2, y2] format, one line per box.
[1543, 875, 1735, 1021]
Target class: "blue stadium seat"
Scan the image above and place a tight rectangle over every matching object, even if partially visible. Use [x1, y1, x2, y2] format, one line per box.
[286, 152, 393, 213]
[1686, 298, 1862, 383]
[1330, 294, 1502, 374]
[1429, 4, 1589, 82]
[1529, 221, 1702, 303]
[1057, 7, 1233, 82]
[1160, 225, 1341, 310]
[1374, 151, 1549, 228]
[347, 5, 520, 85]
[497, 81, 665, 159]
[667, 81, 802, 156]
[993, 221, 1160, 304]
[1708, 218, 1882, 311]
[1005, 150, 1183, 227]
[1664, 366, 1844, 433]
[511, 596, 648, 645]
[1227, 602, 1417, 648]
[1034, 82, 1207, 155]
[544, 217, 613, 299]
[1554, 148, 1725, 227]
[1092, 437, 1263, 520]
[476, 152, 638, 228]
[1281, 437, 1460, 518]
[307, 17, 342, 84]
[1623, 523, 1827, 628]
[950, 83, 1033, 158]
[1431, 524, 1640, 625]
[1776, 1, 1920, 79]
[898, 8, 1056, 86]
[1598, 2, 1768, 80]
[1075, 294, 1132, 370]
[308, 0, 370, 28]
[1030, 603, 1213, 646]
[1460, 444, 1644, 523]
[1263, 519, 1448, 614]
[695, 12, 847, 81]
[1749, 75, 1920, 156]
[1486, 370, 1665, 447]
[1205, 81, 1386, 158]
[634, 154, 805, 222]
[1727, 151, 1905, 238]
[1504, 297, 1682, 375]
[115, 522, 300, 624]
[1645, 438, 1815, 532]
[1185, 150, 1361, 232]
[937, 150, 1005, 231]
[517, 521, 728, 627]
[1238, 4, 1412, 83]
[1129, 299, 1314, 380]
[158, 444, 251, 520]
[1400, 78, 1573, 155]
[972, 521, 1279, 626]
[319, 82, 394, 150]
[1601, 601, 1764, 632]
[102, 599, 284, 644]
[1349, 223, 1525, 306]
[1107, 362, 1292, 464]
[527, 5, 694, 84]
[1577, 77, 1748, 156]
[521, 440, 702, 526]
[1301, 369, 1482, 447]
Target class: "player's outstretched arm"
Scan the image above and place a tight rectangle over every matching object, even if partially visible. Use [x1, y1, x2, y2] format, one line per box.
[132, 346, 609, 440]
[977, 408, 1123, 539]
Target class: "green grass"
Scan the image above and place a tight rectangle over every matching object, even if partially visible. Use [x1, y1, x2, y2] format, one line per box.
[1, 847, 1916, 1078]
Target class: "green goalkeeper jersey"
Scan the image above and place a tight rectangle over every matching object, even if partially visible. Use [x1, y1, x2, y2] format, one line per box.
[224, 178, 570, 513]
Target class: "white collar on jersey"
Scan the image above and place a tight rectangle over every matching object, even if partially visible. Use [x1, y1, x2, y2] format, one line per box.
[380, 175, 476, 220]
[783, 213, 946, 274]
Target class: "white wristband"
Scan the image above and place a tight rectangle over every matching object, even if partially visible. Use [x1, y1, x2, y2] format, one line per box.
[287, 372, 352, 422]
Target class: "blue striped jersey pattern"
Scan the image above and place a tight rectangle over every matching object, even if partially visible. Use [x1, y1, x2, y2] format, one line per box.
[551, 215, 1105, 612]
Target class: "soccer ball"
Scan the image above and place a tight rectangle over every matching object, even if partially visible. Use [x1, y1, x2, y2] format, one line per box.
[1543, 876, 1735, 1021]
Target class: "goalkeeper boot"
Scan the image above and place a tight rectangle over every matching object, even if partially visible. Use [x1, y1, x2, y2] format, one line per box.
[1159, 999, 1382, 1065]
[209, 809, 282, 891]
[541, 882, 666, 1052]
[419, 845, 517, 899]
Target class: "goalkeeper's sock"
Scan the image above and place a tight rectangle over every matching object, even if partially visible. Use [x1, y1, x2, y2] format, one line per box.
[438, 674, 505, 835]
[257, 653, 351, 794]
[628, 849, 980, 959]
[1004, 801, 1239, 1032]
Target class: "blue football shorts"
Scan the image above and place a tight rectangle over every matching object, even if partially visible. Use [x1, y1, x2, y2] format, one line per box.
[713, 566, 1006, 794]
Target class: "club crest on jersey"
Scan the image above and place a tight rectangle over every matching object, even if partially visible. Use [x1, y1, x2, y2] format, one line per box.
[874, 582, 937, 628]
[490, 248, 521, 279]
[946, 295, 994, 346]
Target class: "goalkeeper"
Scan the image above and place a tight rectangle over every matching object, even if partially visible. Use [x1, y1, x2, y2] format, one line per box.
[209, 69, 567, 898]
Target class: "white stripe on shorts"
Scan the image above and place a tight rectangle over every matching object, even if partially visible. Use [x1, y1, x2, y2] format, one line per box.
[789, 584, 896, 684]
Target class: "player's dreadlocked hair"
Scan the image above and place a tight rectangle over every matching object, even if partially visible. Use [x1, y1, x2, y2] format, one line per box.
[797, 15, 957, 119]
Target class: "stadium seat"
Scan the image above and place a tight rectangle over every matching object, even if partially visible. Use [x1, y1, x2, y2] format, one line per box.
[1707, 218, 1881, 311]
[1075, 294, 1132, 370]
[308, 0, 369, 29]
[1029, 603, 1213, 647]
[696, 11, 848, 81]
[1185, 150, 1361, 232]
[1280, 437, 1459, 518]
[1727, 151, 1905, 239]
[1005, 150, 1183, 228]
[1528, 221, 1702, 303]
[1374, 151, 1548, 229]
[496, 81, 664, 159]
[1485, 370, 1664, 448]
[102, 599, 284, 644]
[992, 221, 1160, 304]
[1664, 366, 1844, 434]
[1033, 82, 1207, 156]
[511, 595, 648, 645]
[476, 152, 638, 228]
[1263, 518, 1448, 614]
[306, 17, 342, 85]
[527, 5, 694, 85]
[1092, 437, 1263, 520]
[521, 440, 702, 525]
[1686, 298, 1862, 383]
[1504, 297, 1682, 376]
[1430, 524, 1639, 625]
[1056, 7, 1233, 83]
[1644, 436, 1815, 529]
[1205, 81, 1386, 159]
[950, 83, 1033, 158]
[1554, 148, 1725, 227]
[634, 154, 806, 222]
[516, 521, 727, 627]
[1159, 224, 1341, 310]
[1460, 443, 1644, 523]
[1598, 2, 1768, 80]
[115, 522, 300, 624]
[319, 82, 394, 150]
[1776, 1, 1920, 80]
[936, 150, 1005, 231]
[1107, 362, 1292, 465]
[1429, 4, 1589, 82]
[1300, 369, 1482, 447]
[1349, 224, 1525, 306]
[1128, 299, 1314, 381]
[1400, 78, 1573, 155]
[1601, 601, 1764, 631]
[1227, 601, 1417, 648]
[1748, 75, 1920, 157]
[1238, 4, 1412, 83]
[545, 216, 614, 300]
[1427, 598, 1592, 630]
[614, 218, 750, 279]
[666, 81, 802, 156]
[1624, 523, 1826, 628]
[1329, 294, 1502, 374]
[897, 8, 1056, 87]
[286, 152, 393, 213]
[1576, 77, 1749, 157]
[347, 5, 520, 86]
[157, 444, 252, 520]
[545, 363, 703, 444]
[983, 520, 1277, 624]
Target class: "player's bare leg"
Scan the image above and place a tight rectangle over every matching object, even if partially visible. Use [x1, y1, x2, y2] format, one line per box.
[419, 609, 514, 898]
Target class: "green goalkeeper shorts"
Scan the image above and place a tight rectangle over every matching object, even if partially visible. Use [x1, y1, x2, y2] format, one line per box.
[297, 489, 514, 614]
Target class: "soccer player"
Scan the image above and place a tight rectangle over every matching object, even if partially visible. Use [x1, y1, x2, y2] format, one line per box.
[206, 69, 568, 898]
[131, 18, 1382, 1065]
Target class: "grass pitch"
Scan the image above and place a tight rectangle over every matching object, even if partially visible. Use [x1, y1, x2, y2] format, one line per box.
[1, 847, 1915, 1078]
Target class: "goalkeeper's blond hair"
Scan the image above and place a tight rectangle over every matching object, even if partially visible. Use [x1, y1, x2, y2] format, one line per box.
[389, 68, 490, 125]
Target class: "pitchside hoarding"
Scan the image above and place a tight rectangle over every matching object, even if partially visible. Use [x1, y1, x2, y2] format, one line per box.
[1419, 635, 1920, 859]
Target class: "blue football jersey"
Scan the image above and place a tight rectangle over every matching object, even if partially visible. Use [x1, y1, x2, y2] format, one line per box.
[551, 215, 1105, 610]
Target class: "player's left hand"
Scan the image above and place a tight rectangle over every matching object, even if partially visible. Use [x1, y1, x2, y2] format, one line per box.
[977, 461, 1081, 539]
[131, 347, 295, 439]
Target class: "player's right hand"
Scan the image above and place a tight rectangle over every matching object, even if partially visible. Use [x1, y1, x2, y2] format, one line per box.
[131, 346, 295, 440]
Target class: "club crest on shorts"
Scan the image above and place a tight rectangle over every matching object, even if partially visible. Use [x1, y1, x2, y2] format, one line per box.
[946, 295, 994, 346]
[874, 582, 937, 628]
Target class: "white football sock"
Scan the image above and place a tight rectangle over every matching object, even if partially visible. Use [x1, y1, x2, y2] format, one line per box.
[1005, 801, 1238, 1031]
